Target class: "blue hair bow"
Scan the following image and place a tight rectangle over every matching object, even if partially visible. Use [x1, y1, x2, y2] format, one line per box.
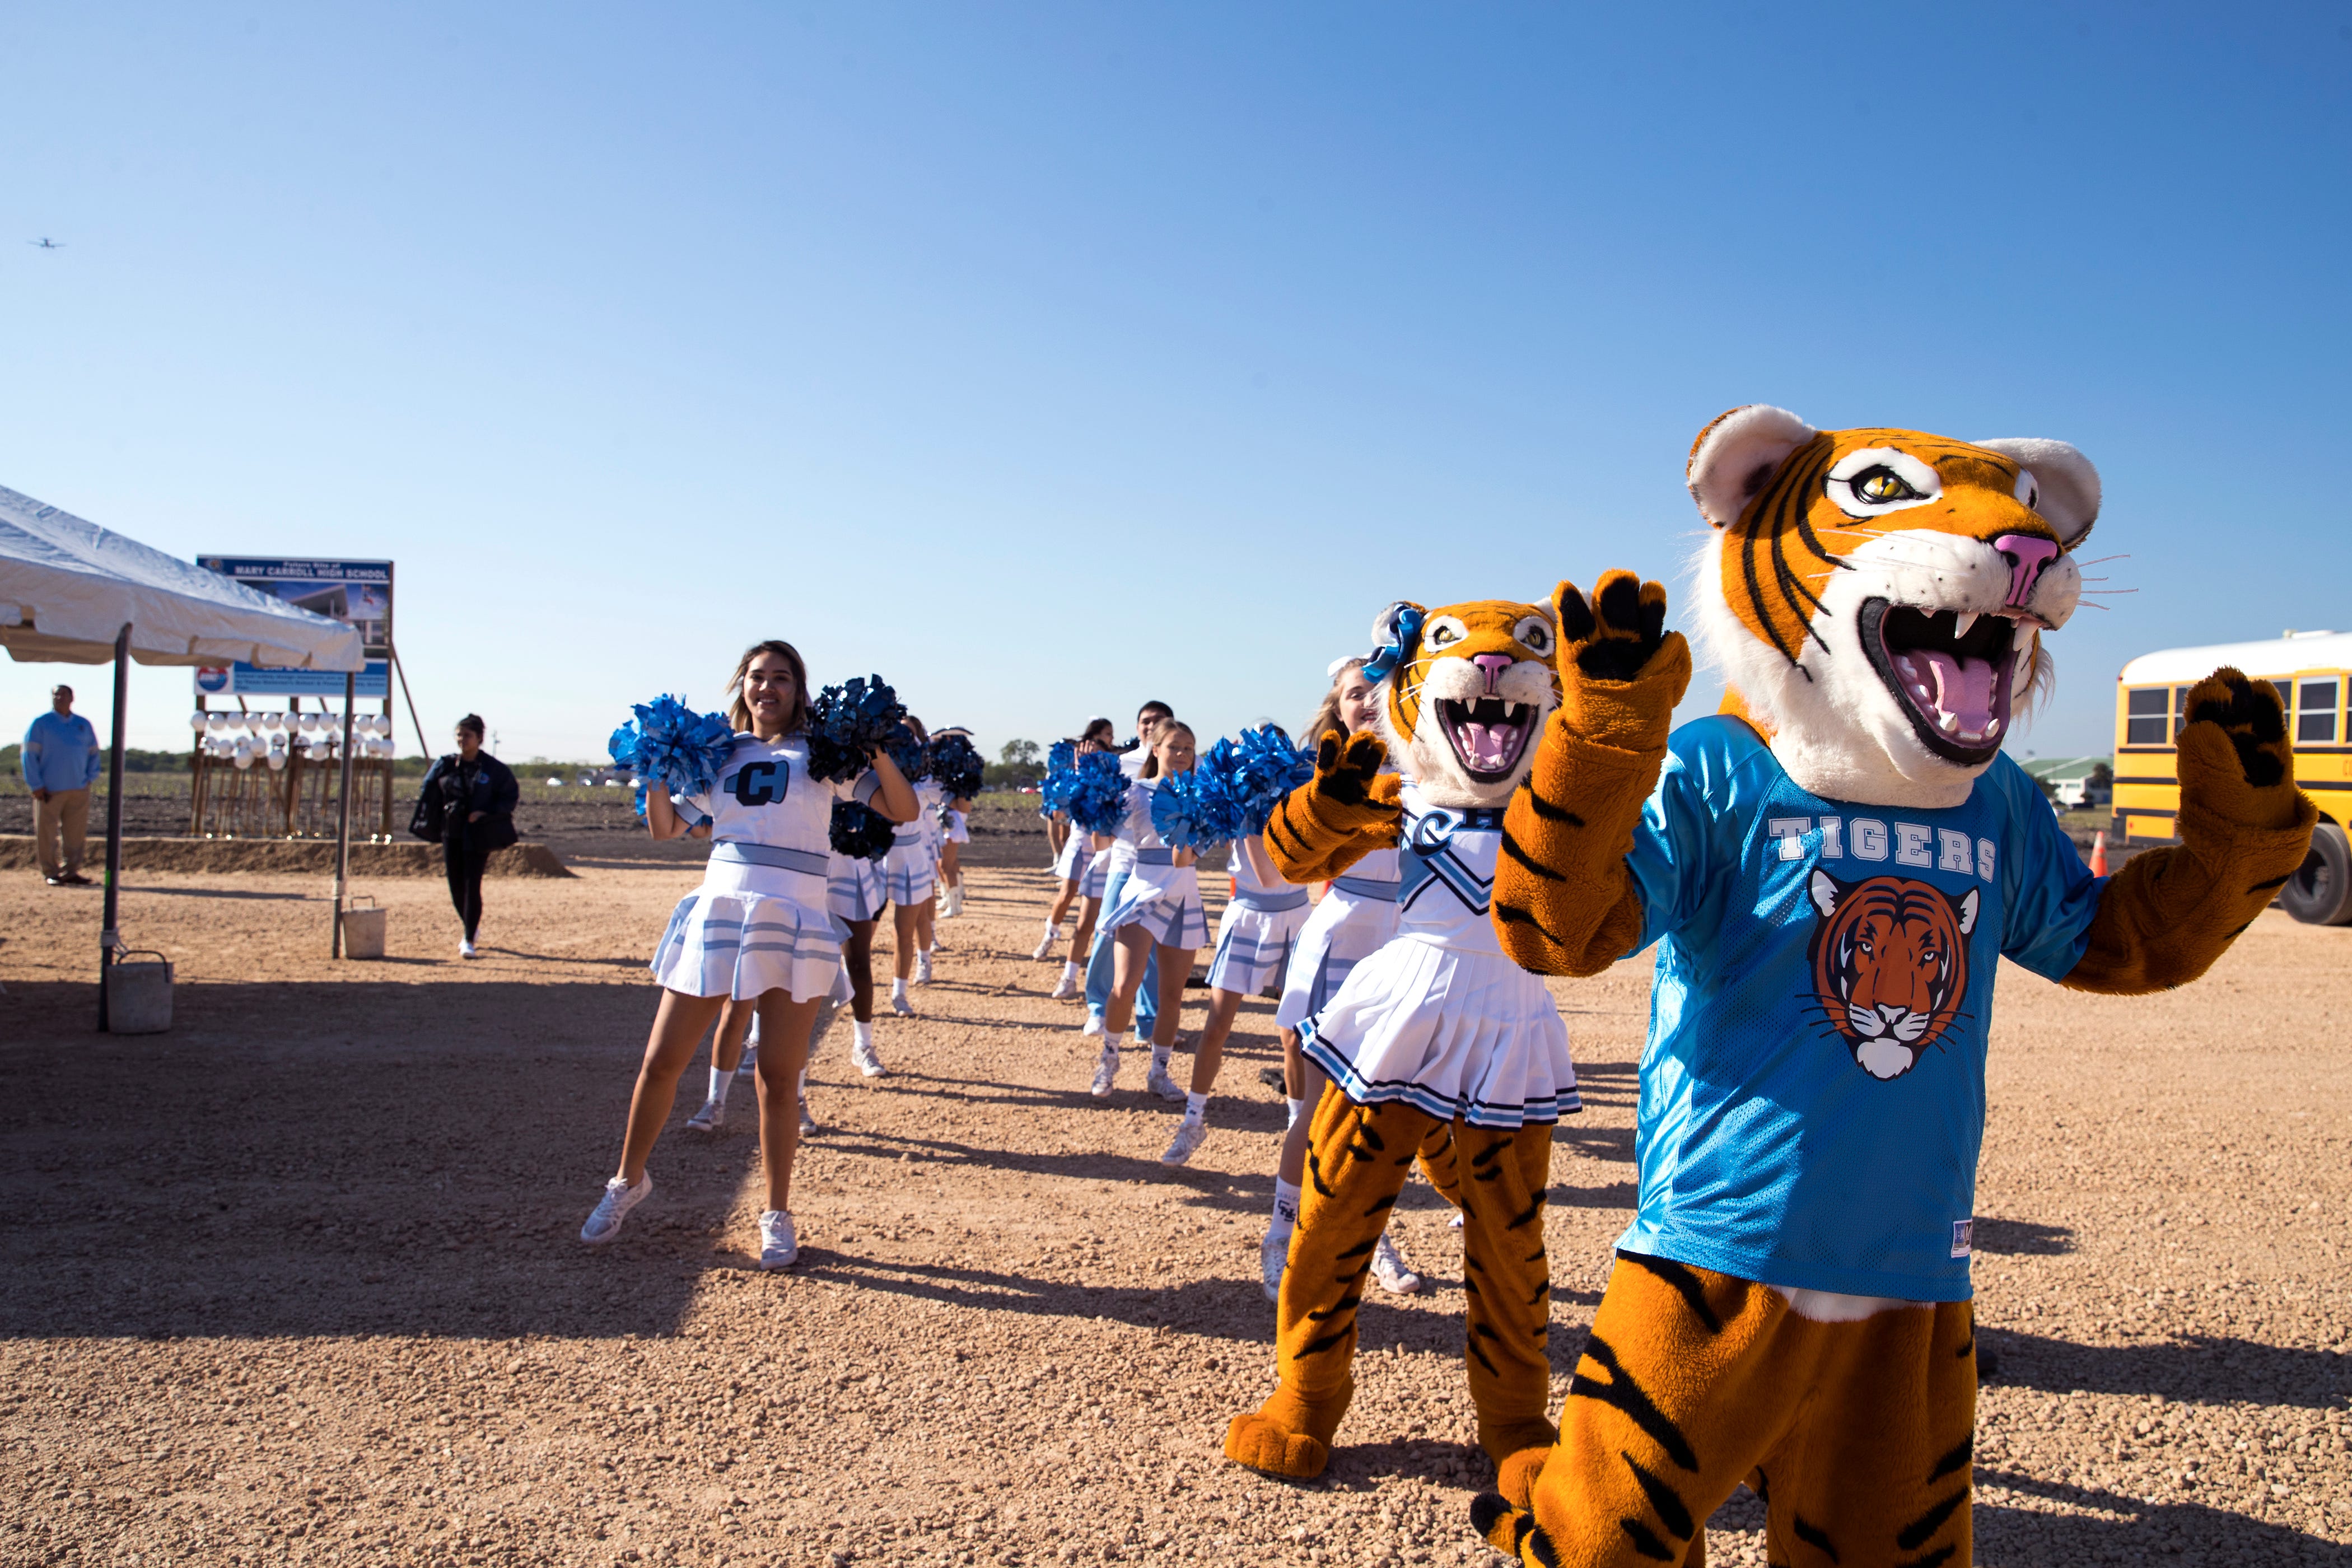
[1361, 605, 1425, 683]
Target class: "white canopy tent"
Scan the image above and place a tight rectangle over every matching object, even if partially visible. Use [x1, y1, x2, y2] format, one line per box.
[1, 483, 367, 1027]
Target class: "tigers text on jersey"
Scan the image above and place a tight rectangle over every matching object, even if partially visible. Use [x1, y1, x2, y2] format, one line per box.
[674, 735, 879, 885]
[1618, 716, 2103, 1301]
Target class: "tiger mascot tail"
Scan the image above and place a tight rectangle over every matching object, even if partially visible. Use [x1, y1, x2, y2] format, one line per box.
[1470, 409, 2316, 1566]
[1228, 596, 1578, 1494]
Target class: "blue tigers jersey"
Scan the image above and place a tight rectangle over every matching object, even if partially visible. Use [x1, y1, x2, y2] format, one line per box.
[1617, 716, 2103, 1300]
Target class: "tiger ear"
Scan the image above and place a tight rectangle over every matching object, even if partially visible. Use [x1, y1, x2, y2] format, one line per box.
[1688, 405, 1817, 528]
[1808, 867, 1840, 918]
[1956, 885, 1980, 936]
[1972, 438, 2101, 547]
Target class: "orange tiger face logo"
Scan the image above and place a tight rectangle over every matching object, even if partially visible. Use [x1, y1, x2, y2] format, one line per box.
[1805, 870, 1980, 1080]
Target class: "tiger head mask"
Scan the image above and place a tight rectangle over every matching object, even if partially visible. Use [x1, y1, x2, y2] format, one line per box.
[1369, 598, 1562, 809]
[1687, 407, 2101, 809]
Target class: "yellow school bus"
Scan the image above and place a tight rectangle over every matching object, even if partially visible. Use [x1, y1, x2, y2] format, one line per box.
[2112, 629, 2352, 924]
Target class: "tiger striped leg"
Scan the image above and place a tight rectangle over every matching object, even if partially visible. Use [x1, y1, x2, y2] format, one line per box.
[1456, 1121, 1560, 1504]
[1224, 1092, 1434, 1480]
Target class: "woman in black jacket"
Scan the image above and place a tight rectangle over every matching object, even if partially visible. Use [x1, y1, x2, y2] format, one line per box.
[415, 715, 519, 958]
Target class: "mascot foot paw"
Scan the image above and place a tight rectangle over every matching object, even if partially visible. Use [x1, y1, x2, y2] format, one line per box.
[1224, 1412, 1331, 1479]
[1477, 1416, 1558, 1507]
[1471, 1492, 1560, 1567]
[1494, 1443, 1552, 1508]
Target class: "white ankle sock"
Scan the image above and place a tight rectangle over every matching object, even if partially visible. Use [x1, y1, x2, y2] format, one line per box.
[1061, 959, 1081, 981]
[1042, 921, 1059, 941]
[1285, 1096, 1305, 1128]
[1184, 1091, 1208, 1122]
[1151, 1042, 1172, 1072]
[1271, 1178, 1301, 1235]
[708, 1067, 732, 1109]
[892, 978, 908, 1000]
[855, 1019, 874, 1050]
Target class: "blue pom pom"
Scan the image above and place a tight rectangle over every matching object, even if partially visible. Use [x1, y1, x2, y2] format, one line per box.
[882, 721, 930, 784]
[926, 732, 986, 799]
[829, 799, 897, 861]
[805, 674, 909, 783]
[1150, 762, 1248, 850]
[1063, 751, 1129, 834]
[606, 694, 736, 817]
[1192, 724, 1317, 834]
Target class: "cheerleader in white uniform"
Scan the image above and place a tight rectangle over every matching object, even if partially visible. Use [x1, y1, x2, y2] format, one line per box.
[825, 842, 888, 1079]
[1089, 722, 1206, 1102]
[883, 718, 942, 1015]
[1157, 819, 1309, 1165]
[1261, 658, 1424, 1300]
[934, 726, 976, 920]
[580, 641, 916, 1269]
[1034, 718, 1118, 969]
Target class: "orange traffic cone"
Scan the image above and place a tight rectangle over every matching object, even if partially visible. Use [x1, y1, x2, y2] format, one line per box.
[2090, 829, 2109, 876]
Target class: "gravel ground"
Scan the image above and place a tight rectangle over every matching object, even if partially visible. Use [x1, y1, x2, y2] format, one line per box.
[2, 822, 2346, 1567]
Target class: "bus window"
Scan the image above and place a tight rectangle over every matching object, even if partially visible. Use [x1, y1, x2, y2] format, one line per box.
[2173, 686, 2196, 738]
[2127, 687, 2169, 744]
[2272, 680, 2293, 712]
[2298, 679, 2341, 744]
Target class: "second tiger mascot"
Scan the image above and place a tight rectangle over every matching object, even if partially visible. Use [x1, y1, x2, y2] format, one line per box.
[1471, 407, 2318, 1566]
[1226, 596, 1582, 1491]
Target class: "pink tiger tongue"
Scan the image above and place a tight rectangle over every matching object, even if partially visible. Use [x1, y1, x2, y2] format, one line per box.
[1911, 650, 1996, 731]
[1459, 721, 1520, 770]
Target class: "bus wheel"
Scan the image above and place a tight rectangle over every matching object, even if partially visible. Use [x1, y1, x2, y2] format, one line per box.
[2278, 822, 2352, 926]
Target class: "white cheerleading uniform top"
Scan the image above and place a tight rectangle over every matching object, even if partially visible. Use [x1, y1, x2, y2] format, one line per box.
[1229, 833, 1309, 913]
[673, 734, 879, 900]
[1391, 785, 1504, 950]
[1103, 759, 1148, 875]
[897, 780, 945, 850]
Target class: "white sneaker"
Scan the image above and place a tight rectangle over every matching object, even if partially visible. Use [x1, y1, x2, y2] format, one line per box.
[1089, 1043, 1121, 1098]
[850, 1034, 887, 1078]
[1160, 1118, 1208, 1166]
[458, 938, 479, 960]
[1145, 1065, 1186, 1103]
[685, 1097, 725, 1132]
[580, 1174, 651, 1245]
[1032, 928, 1058, 961]
[1049, 968, 1081, 1000]
[797, 1081, 817, 1136]
[1260, 1229, 1288, 1304]
[1370, 1231, 1425, 1295]
[890, 990, 914, 1018]
[1080, 1010, 1105, 1037]
[758, 1210, 799, 1270]
[914, 951, 934, 985]
[735, 1051, 758, 1079]
[941, 884, 963, 918]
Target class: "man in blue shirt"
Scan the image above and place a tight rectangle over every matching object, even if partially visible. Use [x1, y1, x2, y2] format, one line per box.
[22, 684, 102, 886]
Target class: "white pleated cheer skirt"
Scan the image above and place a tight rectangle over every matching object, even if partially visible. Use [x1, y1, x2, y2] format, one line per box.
[827, 857, 886, 923]
[1300, 937, 1579, 1128]
[944, 809, 970, 845]
[1101, 862, 1208, 950]
[1274, 888, 1401, 1031]
[885, 837, 936, 906]
[1205, 895, 1309, 997]
[1053, 825, 1092, 883]
[650, 883, 853, 1005]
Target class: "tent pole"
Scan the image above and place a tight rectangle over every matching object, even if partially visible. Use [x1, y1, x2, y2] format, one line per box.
[334, 671, 356, 958]
[98, 622, 131, 1031]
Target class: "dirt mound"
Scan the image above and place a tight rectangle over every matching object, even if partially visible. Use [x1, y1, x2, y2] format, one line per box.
[0, 835, 572, 878]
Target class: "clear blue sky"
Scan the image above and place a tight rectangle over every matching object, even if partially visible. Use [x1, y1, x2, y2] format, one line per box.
[5, 3, 2347, 766]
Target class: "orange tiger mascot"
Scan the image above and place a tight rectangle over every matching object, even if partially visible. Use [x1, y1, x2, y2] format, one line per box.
[1472, 408, 2316, 1566]
[1226, 598, 1581, 1493]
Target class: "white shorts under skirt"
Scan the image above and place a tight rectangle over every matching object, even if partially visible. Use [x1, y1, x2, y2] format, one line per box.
[827, 857, 886, 923]
[650, 886, 851, 1005]
[1273, 887, 1401, 1031]
[944, 809, 970, 845]
[885, 837, 936, 906]
[1205, 895, 1308, 997]
[1101, 863, 1208, 951]
[1053, 825, 1091, 883]
[1300, 938, 1579, 1129]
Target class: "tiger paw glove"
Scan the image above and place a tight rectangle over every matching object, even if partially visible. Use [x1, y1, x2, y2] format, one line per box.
[1263, 730, 1403, 883]
[1494, 571, 1691, 976]
[2065, 667, 2316, 995]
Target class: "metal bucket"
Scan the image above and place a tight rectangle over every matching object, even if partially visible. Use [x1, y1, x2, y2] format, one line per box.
[342, 896, 387, 960]
[105, 951, 174, 1035]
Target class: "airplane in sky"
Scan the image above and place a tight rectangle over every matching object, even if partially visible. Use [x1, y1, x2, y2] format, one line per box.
[27, 237, 63, 250]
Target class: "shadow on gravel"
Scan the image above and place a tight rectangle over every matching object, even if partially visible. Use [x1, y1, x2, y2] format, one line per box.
[0, 978, 729, 1343]
[1972, 1216, 2076, 1254]
[1982, 1327, 2352, 1410]
[1975, 1468, 2352, 1562]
